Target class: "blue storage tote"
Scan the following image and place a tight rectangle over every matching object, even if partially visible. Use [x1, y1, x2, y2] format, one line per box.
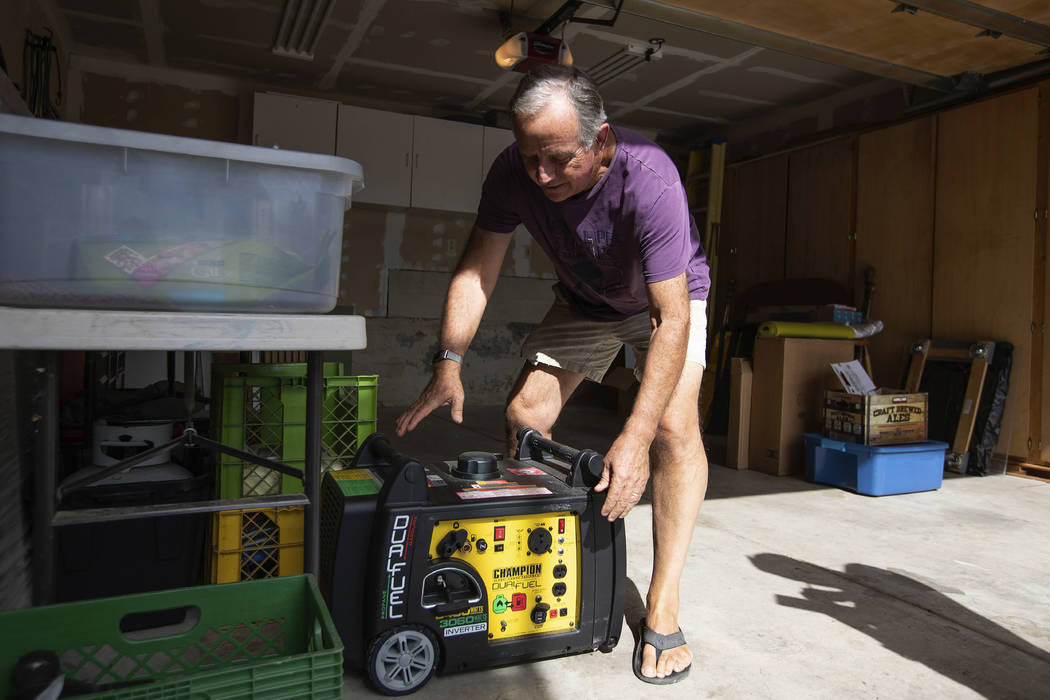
[803, 433, 948, 496]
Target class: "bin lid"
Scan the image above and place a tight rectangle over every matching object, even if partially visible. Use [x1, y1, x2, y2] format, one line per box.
[0, 113, 363, 194]
[804, 433, 949, 454]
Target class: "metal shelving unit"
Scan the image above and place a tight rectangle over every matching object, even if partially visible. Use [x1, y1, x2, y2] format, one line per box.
[0, 305, 367, 604]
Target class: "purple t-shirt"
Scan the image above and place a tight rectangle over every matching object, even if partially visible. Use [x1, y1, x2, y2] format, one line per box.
[475, 125, 710, 321]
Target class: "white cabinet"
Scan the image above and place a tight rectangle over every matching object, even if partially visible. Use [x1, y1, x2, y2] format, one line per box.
[252, 92, 338, 155]
[410, 116, 483, 213]
[335, 106, 492, 213]
[337, 105, 413, 207]
[482, 126, 516, 182]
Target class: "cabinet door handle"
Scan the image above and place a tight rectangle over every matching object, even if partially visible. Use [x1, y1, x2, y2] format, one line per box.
[414, 153, 419, 169]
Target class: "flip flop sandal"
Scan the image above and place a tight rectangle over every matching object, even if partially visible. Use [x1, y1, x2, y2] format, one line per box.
[632, 616, 691, 685]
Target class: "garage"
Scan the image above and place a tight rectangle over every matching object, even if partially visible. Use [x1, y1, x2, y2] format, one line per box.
[1, 1, 1049, 697]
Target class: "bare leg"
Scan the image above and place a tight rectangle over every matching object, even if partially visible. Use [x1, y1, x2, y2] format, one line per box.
[504, 362, 585, 454]
[642, 362, 708, 679]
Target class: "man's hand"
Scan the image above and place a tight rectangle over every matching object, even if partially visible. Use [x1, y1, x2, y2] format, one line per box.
[593, 430, 651, 520]
[395, 364, 465, 436]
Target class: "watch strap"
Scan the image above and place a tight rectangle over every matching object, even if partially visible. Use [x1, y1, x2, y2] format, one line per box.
[432, 348, 463, 364]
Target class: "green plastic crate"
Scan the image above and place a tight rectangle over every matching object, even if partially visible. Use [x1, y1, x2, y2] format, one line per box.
[0, 575, 342, 699]
[210, 365, 377, 498]
[211, 362, 346, 383]
[209, 363, 345, 443]
[209, 363, 345, 452]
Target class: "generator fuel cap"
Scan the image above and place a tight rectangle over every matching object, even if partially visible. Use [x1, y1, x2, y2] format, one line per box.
[452, 451, 500, 480]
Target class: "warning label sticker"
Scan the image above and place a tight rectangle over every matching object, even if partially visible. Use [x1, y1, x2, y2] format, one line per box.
[332, 468, 381, 496]
[507, 466, 546, 476]
[456, 486, 553, 500]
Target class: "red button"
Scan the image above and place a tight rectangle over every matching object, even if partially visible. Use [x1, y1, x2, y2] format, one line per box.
[550, 609, 559, 618]
[558, 518, 565, 534]
[494, 526, 505, 541]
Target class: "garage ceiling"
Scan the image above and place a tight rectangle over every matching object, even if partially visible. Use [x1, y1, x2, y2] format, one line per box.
[43, 0, 1050, 144]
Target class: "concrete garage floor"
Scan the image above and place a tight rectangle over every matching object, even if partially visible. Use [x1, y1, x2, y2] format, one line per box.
[341, 399, 1050, 699]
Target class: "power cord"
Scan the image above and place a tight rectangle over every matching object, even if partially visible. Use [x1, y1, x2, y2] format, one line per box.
[22, 28, 62, 119]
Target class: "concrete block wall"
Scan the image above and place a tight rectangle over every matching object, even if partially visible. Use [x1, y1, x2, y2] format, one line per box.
[340, 205, 558, 406]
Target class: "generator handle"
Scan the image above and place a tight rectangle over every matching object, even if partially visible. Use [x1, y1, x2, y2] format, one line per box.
[515, 427, 605, 488]
[367, 433, 415, 468]
[350, 433, 428, 504]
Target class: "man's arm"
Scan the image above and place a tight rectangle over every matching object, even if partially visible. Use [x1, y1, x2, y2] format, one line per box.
[594, 272, 691, 520]
[395, 226, 512, 435]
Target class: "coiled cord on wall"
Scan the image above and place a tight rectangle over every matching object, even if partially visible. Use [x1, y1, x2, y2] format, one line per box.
[22, 28, 61, 119]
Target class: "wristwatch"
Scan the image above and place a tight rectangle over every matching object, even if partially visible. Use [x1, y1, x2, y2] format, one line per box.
[432, 348, 463, 365]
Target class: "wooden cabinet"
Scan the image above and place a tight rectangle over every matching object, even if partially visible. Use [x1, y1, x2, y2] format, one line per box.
[337, 105, 413, 207]
[719, 153, 788, 314]
[252, 92, 338, 155]
[410, 116, 484, 213]
[785, 137, 854, 293]
[1044, 214, 1050, 462]
[855, 116, 936, 387]
[933, 87, 1040, 462]
[719, 137, 855, 320]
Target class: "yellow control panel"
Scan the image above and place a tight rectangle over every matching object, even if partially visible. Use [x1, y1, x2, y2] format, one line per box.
[429, 512, 580, 640]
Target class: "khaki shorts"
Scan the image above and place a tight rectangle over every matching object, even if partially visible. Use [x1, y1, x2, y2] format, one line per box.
[521, 293, 708, 383]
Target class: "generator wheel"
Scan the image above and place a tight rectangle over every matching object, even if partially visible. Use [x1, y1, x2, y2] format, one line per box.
[598, 637, 618, 653]
[367, 625, 440, 696]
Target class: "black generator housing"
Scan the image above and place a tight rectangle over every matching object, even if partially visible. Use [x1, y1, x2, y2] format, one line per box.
[320, 428, 626, 695]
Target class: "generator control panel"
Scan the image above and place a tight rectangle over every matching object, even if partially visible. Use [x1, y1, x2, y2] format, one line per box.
[428, 512, 580, 640]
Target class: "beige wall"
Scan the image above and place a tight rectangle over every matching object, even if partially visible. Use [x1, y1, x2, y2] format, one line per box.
[78, 71, 241, 142]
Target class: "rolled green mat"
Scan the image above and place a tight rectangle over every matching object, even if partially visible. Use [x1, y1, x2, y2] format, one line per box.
[757, 321, 856, 339]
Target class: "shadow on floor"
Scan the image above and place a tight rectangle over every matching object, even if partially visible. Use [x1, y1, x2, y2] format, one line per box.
[751, 553, 1050, 698]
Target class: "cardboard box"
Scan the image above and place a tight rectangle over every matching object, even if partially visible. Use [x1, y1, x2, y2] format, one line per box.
[748, 337, 857, 476]
[727, 358, 752, 470]
[824, 389, 929, 445]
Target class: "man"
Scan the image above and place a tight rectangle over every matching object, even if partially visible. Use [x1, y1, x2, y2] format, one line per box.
[395, 64, 709, 684]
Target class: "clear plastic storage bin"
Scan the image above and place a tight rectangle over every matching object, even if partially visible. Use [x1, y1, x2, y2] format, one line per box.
[0, 114, 363, 312]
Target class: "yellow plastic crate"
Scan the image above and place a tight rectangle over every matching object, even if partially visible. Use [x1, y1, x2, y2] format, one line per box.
[208, 505, 304, 584]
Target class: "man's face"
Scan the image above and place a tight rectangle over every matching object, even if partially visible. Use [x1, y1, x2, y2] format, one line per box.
[513, 98, 607, 202]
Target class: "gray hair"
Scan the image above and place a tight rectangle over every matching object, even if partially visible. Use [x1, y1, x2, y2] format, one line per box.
[509, 65, 608, 146]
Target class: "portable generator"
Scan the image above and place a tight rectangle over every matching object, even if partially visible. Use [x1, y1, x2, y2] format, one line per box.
[320, 428, 626, 695]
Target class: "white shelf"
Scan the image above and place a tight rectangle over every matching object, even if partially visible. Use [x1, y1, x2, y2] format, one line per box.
[0, 69, 31, 116]
[0, 306, 367, 351]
